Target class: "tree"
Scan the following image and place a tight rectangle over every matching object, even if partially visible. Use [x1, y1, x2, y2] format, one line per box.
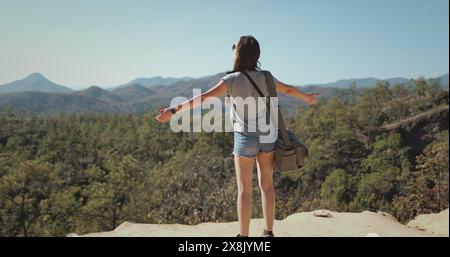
[39, 184, 81, 236]
[79, 151, 146, 232]
[320, 169, 355, 210]
[355, 83, 392, 143]
[149, 133, 237, 224]
[0, 155, 57, 236]
[413, 77, 441, 100]
[394, 131, 449, 221]
[353, 167, 402, 212]
[352, 133, 411, 213]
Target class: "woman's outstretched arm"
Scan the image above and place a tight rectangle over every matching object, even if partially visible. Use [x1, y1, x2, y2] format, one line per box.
[155, 80, 228, 123]
[276, 81, 319, 105]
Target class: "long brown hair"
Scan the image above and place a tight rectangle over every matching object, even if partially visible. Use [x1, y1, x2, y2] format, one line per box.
[232, 35, 261, 71]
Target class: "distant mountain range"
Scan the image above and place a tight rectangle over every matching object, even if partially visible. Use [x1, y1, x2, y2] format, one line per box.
[110, 76, 192, 90]
[308, 77, 411, 89]
[0, 72, 226, 115]
[0, 72, 448, 116]
[304, 74, 449, 89]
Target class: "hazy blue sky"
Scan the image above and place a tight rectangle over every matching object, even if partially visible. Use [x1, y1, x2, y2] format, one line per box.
[0, 0, 448, 89]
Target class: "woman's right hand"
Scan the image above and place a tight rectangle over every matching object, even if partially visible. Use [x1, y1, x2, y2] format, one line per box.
[304, 93, 319, 105]
[155, 108, 174, 123]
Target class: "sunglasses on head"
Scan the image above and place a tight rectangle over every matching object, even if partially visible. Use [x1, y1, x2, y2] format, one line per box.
[232, 44, 236, 50]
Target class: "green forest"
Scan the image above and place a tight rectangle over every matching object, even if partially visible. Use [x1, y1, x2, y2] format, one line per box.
[0, 78, 448, 236]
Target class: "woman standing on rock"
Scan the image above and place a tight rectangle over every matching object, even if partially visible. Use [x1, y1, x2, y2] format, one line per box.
[155, 35, 318, 237]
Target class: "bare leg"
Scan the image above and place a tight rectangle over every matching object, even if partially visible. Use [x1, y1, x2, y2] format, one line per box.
[256, 152, 275, 232]
[234, 155, 255, 236]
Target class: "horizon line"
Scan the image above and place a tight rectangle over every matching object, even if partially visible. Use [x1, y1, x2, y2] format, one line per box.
[0, 71, 448, 91]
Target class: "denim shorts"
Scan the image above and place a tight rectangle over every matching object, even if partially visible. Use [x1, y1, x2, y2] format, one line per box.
[232, 132, 276, 158]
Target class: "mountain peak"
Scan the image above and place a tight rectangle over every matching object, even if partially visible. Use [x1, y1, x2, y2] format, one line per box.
[84, 85, 104, 91]
[76, 85, 122, 103]
[127, 83, 149, 89]
[25, 72, 47, 80]
[114, 76, 192, 90]
[0, 72, 73, 95]
[113, 83, 155, 102]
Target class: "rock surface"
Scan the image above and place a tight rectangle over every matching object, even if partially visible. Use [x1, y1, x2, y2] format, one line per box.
[81, 209, 449, 237]
[407, 209, 449, 236]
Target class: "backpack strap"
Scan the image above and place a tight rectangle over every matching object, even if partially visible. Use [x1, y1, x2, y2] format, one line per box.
[261, 71, 277, 97]
[241, 71, 270, 130]
[261, 71, 292, 149]
[241, 71, 267, 97]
